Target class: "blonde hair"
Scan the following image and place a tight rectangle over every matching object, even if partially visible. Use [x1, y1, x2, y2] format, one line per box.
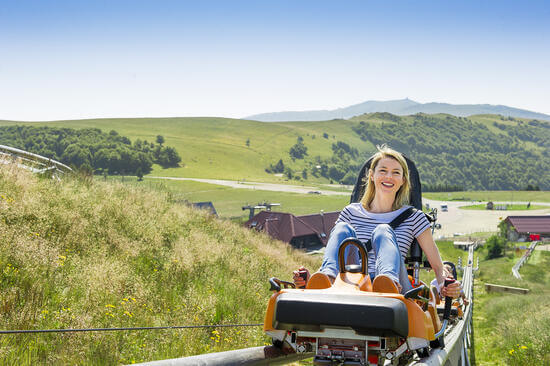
[360, 145, 410, 211]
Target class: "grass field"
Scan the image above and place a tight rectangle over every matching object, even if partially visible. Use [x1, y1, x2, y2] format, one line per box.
[423, 190, 550, 203]
[3, 162, 550, 364]
[106, 177, 350, 219]
[459, 203, 546, 211]
[0, 116, 373, 183]
[473, 245, 550, 365]
[2, 114, 546, 191]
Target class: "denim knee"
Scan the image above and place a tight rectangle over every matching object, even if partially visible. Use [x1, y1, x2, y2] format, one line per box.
[331, 222, 356, 237]
[372, 224, 393, 240]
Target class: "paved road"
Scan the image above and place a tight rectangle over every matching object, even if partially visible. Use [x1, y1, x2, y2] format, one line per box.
[148, 176, 350, 196]
[424, 199, 550, 238]
[149, 176, 550, 237]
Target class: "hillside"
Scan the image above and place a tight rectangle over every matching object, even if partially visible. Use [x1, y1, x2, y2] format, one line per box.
[245, 99, 550, 122]
[0, 165, 319, 364]
[472, 245, 550, 365]
[2, 164, 549, 364]
[1, 113, 548, 190]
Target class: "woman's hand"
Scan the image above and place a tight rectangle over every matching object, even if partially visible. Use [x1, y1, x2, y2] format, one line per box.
[292, 266, 310, 288]
[441, 279, 462, 299]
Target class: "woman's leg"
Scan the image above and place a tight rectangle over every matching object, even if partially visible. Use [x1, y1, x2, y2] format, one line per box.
[371, 224, 413, 293]
[319, 222, 359, 279]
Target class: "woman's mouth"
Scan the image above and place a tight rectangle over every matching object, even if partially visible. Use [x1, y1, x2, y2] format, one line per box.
[381, 182, 394, 188]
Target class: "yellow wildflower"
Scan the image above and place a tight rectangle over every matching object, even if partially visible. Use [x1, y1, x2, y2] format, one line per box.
[520, 346, 527, 349]
[105, 304, 116, 308]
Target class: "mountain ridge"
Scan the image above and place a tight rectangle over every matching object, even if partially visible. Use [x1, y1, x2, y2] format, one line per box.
[245, 99, 550, 122]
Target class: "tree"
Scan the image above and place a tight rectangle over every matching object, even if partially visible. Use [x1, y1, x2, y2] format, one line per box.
[284, 167, 293, 180]
[341, 171, 356, 185]
[328, 166, 345, 181]
[301, 168, 308, 180]
[485, 235, 506, 259]
[289, 138, 308, 160]
[274, 159, 285, 173]
[136, 167, 143, 181]
[156, 135, 165, 147]
[246, 138, 250, 147]
[156, 147, 181, 168]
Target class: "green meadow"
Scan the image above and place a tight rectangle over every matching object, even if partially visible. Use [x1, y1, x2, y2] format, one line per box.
[459, 203, 546, 211]
[2, 113, 547, 192]
[473, 246, 550, 365]
[105, 177, 349, 219]
[423, 190, 550, 203]
[0, 117, 372, 183]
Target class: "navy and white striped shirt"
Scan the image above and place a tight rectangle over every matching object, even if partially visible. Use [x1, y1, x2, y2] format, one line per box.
[336, 203, 430, 274]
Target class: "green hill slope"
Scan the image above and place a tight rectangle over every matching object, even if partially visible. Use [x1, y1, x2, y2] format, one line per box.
[473, 246, 550, 365]
[0, 166, 319, 364]
[1, 112, 548, 190]
[0, 117, 372, 182]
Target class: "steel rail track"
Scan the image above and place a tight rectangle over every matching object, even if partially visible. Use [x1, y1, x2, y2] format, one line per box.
[0, 144, 72, 176]
[412, 244, 475, 366]
[512, 241, 539, 279]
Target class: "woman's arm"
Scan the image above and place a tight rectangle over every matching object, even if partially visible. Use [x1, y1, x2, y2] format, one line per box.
[416, 229, 461, 298]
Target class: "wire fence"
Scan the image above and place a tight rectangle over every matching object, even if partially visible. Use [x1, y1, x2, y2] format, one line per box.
[0, 323, 263, 335]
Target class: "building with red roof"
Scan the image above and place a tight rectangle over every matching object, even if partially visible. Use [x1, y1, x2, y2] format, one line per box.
[245, 211, 340, 249]
[503, 215, 550, 241]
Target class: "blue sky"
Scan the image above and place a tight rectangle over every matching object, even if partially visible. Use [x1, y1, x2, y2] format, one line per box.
[1, 0, 549, 120]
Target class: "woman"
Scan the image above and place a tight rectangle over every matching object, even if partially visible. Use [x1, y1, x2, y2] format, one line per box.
[294, 145, 461, 298]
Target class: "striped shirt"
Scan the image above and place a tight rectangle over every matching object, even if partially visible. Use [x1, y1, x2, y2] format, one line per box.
[336, 203, 430, 274]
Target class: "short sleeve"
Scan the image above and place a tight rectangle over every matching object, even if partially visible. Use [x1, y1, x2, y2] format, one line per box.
[336, 205, 352, 225]
[411, 210, 431, 238]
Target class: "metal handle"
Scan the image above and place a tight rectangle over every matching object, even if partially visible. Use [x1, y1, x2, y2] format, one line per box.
[434, 278, 455, 339]
[443, 278, 455, 320]
[337, 238, 368, 274]
[269, 277, 296, 292]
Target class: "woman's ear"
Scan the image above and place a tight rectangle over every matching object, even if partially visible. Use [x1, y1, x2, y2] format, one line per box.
[368, 169, 374, 181]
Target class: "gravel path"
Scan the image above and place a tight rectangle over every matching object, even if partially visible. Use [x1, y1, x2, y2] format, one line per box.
[148, 176, 350, 196]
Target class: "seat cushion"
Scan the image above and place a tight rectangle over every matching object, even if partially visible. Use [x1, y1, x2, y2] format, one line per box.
[273, 292, 409, 337]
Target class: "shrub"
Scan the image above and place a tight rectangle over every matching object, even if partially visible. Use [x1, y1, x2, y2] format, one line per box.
[485, 235, 506, 259]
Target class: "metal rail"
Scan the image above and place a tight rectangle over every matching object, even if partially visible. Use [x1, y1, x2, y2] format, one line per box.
[412, 244, 475, 366]
[512, 241, 539, 279]
[136, 245, 477, 366]
[136, 345, 314, 365]
[0, 144, 72, 176]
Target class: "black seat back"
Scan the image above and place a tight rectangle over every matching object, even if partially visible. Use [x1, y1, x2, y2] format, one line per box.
[349, 154, 425, 268]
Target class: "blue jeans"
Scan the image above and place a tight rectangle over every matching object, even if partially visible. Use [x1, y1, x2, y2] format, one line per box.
[319, 222, 413, 294]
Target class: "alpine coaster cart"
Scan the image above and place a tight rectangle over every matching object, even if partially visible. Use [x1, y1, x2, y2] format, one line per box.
[263, 155, 465, 365]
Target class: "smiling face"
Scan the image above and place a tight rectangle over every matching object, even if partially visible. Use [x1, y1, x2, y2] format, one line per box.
[360, 146, 411, 211]
[370, 157, 404, 199]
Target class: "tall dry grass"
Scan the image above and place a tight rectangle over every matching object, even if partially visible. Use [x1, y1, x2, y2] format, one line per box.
[0, 164, 318, 364]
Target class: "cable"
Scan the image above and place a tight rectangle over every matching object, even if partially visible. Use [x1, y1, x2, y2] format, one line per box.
[0, 323, 263, 335]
